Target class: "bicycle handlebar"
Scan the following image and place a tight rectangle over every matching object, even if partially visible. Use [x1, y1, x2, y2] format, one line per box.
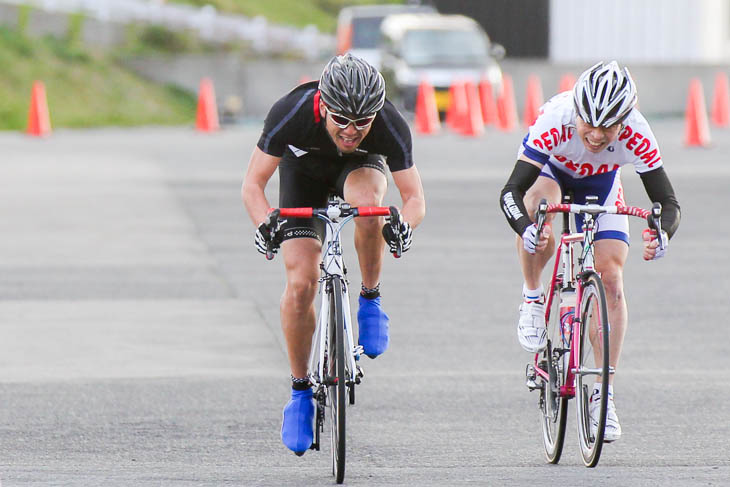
[262, 204, 403, 260]
[535, 198, 666, 251]
[275, 206, 393, 219]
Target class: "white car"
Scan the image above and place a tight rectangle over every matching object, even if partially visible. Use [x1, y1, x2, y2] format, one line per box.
[379, 12, 505, 115]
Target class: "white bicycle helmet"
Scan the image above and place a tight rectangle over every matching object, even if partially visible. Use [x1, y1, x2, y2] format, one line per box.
[573, 61, 637, 127]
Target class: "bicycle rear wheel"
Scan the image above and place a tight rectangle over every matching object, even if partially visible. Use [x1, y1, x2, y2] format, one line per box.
[328, 278, 347, 484]
[539, 283, 568, 464]
[575, 272, 610, 467]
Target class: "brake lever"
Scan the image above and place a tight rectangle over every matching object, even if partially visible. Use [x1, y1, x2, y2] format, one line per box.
[648, 202, 666, 250]
[265, 209, 281, 261]
[535, 198, 548, 236]
[388, 206, 403, 259]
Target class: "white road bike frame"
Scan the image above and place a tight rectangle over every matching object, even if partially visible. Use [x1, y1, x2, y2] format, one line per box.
[307, 203, 362, 391]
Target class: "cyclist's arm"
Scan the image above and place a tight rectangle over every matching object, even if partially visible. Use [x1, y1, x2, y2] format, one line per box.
[639, 166, 681, 239]
[242, 146, 281, 226]
[391, 166, 425, 228]
[499, 155, 544, 235]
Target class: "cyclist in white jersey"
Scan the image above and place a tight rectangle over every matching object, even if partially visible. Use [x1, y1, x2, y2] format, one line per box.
[499, 61, 681, 442]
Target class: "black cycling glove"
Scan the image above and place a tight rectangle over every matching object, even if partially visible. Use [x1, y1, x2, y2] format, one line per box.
[382, 220, 412, 254]
[255, 222, 282, 256]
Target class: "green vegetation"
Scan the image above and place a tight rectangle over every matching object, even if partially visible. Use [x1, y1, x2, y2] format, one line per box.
[0, 1, 408, 130]
[170, 0, 404, 32]
[0, 26, 196, 130]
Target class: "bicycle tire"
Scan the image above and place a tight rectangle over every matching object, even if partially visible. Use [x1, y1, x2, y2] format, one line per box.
[540, 282, 569, 464]
[575, 272, 610, 467]
[328, 278, 347, 484]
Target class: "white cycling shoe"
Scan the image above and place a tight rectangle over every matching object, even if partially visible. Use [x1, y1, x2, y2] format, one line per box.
[517, 296, 547, 352]
[589, 388, 622, 443]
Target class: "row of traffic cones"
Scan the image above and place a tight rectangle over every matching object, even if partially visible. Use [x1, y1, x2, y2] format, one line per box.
[25, 78, 222, 137]
[23, 72, 730, 146]
[414, 73, 578, 136]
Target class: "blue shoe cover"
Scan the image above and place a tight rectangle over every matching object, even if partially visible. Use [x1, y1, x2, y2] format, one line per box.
[357, 295, 390, 358]
[281, 388, 314, 455]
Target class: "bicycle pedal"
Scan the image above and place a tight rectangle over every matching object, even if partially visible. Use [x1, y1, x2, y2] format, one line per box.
[355, 364, 364, 383]
[525, 364, 541, 391]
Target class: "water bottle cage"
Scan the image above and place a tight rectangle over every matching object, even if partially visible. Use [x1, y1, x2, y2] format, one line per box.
[559, 307, 575, 346]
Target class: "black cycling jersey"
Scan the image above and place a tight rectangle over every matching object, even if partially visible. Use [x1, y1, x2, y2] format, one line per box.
[257, 81, 413, 172]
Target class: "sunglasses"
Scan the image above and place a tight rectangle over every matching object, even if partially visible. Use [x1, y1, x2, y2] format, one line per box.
[324, 106, 376, 130]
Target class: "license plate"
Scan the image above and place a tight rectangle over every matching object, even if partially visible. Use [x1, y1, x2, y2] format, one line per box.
[433, 89, 450, 112]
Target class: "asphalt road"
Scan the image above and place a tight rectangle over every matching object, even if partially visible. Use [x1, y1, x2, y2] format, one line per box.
[0, 120, 728, 486]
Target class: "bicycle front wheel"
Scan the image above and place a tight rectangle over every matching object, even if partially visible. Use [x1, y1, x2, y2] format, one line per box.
[575, 272, 610, 467]
[328, 278, 347, 484]
[540, 283, 568, 464]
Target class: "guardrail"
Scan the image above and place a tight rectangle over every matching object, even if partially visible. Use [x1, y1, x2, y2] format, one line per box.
[1, 0, 335, 59]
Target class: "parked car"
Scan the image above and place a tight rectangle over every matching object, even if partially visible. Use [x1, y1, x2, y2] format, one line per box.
[379, 12, 505, 115]
[336, 3, 437, 70]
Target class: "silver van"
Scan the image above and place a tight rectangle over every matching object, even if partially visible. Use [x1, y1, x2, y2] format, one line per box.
[379, 13, 505, 114]
[336, 3, 437, 70]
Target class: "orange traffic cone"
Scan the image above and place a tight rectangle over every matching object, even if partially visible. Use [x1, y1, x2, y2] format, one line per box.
[558, 72, 577, 94]
[27, 80, 51, 137]
[298, 75, 313, 85]
[523, 74, 544, 127]
[478, 79, 498, 126]
[496, 74, 518, 132]
[460, 80, 484, 137]
[445, 80, 468, 133]
[414, 80, 441, 135]
[711, 71, 730, 127]
[684, 78, 711, 147]
[196, 77, 219, 132]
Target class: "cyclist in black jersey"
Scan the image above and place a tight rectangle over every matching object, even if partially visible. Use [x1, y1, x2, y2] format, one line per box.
[242, 54, 426, 455]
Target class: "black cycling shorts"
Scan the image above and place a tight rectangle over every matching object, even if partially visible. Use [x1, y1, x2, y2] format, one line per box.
[278, 153, 387, 243]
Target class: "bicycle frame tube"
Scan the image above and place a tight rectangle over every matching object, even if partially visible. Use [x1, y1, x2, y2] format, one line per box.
[308, 212, 359, 388]
[535, 215, 600, 398]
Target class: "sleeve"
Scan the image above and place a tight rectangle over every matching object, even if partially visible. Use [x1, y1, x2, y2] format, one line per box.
[499, 160, 543, 235]
[639, 166, 681, 239]
[517, 94, 568, 165]
[618, 113, 663, 174]
[256, 88, 314, 157]
[379, 104, 413, 172]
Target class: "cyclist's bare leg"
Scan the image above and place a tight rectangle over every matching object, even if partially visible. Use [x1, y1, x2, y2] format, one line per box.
[517, 176, 562, 290]
[593, 239, 629, 386]
[280, 237, 322, 378]
[343, 167, 388, 289]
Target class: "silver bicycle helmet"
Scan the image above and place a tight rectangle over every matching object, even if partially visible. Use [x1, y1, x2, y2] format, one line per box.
[573, 61, 637, 127]
[319, 53, 386, 119]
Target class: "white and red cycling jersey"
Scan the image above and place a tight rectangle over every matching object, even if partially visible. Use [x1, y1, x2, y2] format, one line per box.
[517, 91, 663, 178]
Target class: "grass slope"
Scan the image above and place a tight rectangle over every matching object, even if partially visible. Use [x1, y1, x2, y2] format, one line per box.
[0, 28, 196, 130]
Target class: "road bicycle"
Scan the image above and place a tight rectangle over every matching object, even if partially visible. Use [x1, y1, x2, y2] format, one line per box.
[524, 194, 665, 467]
[263, 198, 403, 484]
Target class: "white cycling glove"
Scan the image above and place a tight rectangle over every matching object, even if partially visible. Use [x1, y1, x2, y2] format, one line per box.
[521, 223, 539, 254]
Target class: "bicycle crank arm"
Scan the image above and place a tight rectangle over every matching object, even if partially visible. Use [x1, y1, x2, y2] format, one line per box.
[572, 366, 616, 376]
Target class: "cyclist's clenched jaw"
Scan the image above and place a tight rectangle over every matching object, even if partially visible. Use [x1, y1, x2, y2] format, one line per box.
[575, 116, 622, 153]
[320, 101, 374, 153]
